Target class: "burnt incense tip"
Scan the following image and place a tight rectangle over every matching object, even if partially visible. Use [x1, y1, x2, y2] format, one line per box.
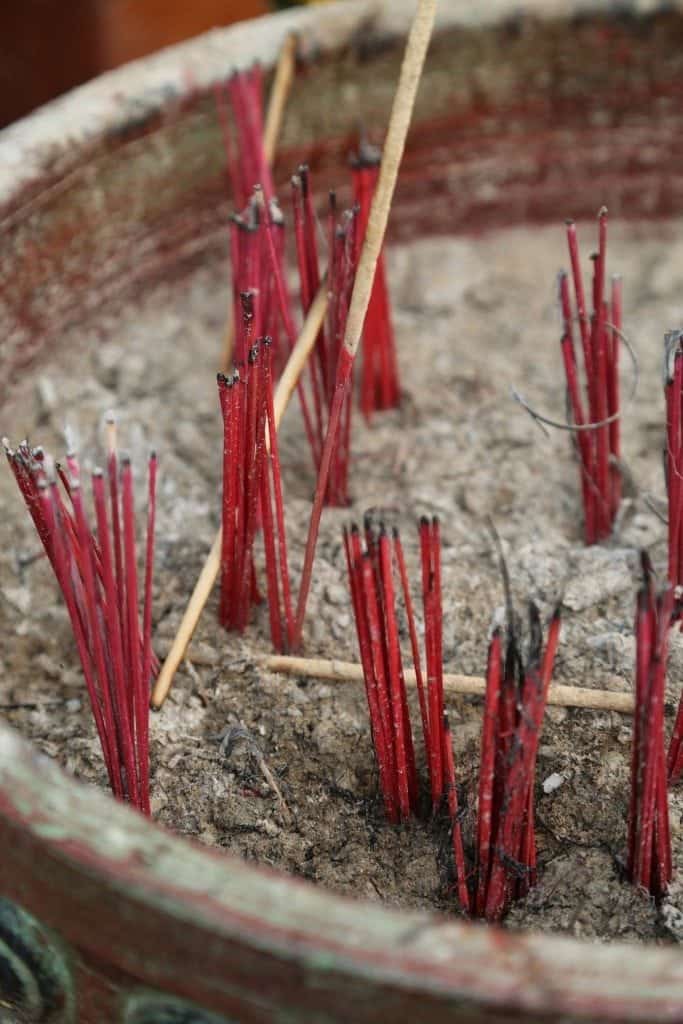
[432, 514, 439, 527]
[269, 197, 284, 226]
[419, 515, 430, 527]
[93, 467, 104, 478]
[598, 205, 608, 219]
[149, 450, 157, 462]
[350, 523, 360, 536]
[564, 218, 575, 227]
[392, 525, 400, 539]
[351, 137, 381, 169]
[640, 549, 653, 579]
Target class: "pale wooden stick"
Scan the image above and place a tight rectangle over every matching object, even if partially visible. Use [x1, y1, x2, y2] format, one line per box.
[151, 282, 329, 710]
[340, 3, 435, 364]
[220, 32, 298, 375]
[263, 32, 298, 165]
[293, 0, 438, 645]
[264, 655, 636, 715]
[273, 276, 328, 428]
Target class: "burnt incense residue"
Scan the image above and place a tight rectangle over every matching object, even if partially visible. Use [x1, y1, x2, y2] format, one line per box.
[475, 598, 561, 921]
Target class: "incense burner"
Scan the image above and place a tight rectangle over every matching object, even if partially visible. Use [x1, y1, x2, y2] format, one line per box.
[2, 1, 683, 1020]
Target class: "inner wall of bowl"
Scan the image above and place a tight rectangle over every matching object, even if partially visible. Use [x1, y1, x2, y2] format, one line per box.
[2, 6, 683, 405]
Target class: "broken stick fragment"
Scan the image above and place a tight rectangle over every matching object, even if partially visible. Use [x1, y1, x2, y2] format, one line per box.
[263, 654, 636, 715]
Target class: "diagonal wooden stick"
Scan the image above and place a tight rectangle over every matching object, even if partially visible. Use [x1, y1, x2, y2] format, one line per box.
[263, 32, 298, 163]
[151, 282, 329, 710]
[220, 32, 298, 375]
[292, 0, 438, 647]
[264, 655, 637, 715]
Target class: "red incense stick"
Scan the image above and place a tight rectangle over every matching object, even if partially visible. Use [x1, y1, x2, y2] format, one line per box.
[561, 210, 622, 544]
[218, 337, 294, 651]
[629, 553, 675, 897]
[4, 430, 157, 813]
[351, 141, 400, 418]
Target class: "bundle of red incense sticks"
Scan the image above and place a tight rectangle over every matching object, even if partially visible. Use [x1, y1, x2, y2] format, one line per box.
[345, 516, 561, 920]
[343, 516, 469, 913]
[664, 330, 683, 589]
[217, 66, 361, 499]
[475, 603, 561, 920]
[215, 65, 274, 209]
[559, 209, 622, 544]
[351, 141, 400, 419]
[218, 337, 294, 652]
[293, 168, 359, 505]
[628, 553, 675, 897]
[3, 427, 156, 814]
[228, 197, 286, 369]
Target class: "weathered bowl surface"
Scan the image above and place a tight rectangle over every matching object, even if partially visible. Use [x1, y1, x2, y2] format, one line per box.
[2, 1, 683, 1021]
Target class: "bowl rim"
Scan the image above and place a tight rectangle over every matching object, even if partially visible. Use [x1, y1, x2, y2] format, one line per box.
[2, 1, 683, 1019]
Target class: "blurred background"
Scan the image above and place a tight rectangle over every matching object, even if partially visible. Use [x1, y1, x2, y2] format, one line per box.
[0, 0, 323, 128]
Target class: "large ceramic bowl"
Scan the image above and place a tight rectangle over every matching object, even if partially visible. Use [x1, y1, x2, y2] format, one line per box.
[2, 2, 683, 1020]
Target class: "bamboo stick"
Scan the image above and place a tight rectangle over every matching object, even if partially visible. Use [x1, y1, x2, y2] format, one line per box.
[264, 655, 637, 715]
[151, 282, 328, 710]
[292, 0, 438, 646]
[263, 32, 298, 164]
